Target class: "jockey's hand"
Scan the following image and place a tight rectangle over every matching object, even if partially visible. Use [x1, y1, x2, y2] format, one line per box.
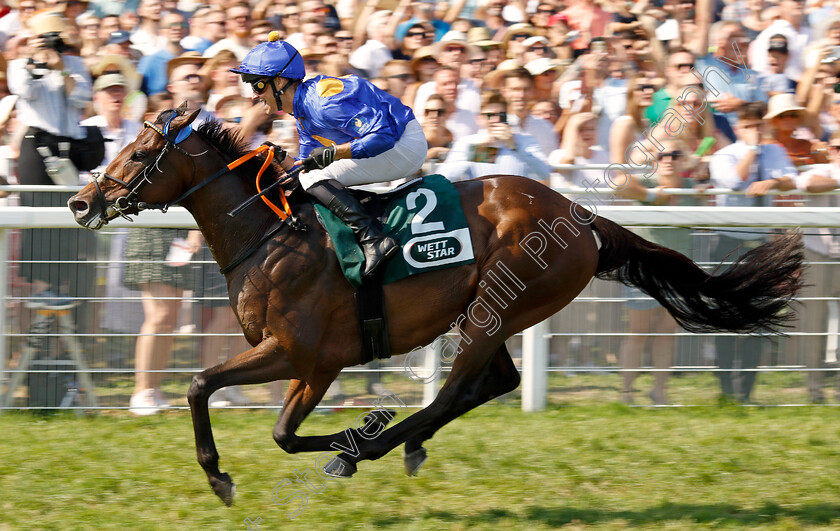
[301, 145, 337, 171]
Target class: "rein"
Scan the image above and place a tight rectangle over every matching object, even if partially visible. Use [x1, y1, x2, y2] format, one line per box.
[91, 112, 307, 273]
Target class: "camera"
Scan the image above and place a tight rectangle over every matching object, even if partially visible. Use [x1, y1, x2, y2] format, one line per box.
[40, 32, 67, 53]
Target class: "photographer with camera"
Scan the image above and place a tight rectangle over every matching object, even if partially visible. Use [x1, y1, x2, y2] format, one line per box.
[437, 90, 550, 183]
[8, 10, 98, 312]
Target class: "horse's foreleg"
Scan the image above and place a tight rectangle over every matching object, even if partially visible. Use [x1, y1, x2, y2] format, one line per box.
[273, 371, 398, 455]
[188, 337, 293, 506]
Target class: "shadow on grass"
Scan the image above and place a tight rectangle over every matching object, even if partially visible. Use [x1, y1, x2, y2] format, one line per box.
[373, 501, 840, 527]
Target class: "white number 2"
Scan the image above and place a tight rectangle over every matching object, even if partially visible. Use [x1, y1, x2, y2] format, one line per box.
[406, 188, 445, 234]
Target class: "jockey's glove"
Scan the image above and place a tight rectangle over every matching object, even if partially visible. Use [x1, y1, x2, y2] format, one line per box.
[301, 144, 337, 171]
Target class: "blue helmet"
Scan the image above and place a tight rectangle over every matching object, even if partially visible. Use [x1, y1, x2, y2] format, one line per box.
[230, 32, 305, 79]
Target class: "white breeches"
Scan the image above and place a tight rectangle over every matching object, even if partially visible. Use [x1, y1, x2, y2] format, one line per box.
[299, 119, 427, 190]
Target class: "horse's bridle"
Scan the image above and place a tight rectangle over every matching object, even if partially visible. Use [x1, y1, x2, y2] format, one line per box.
[90, 113, 199, 222]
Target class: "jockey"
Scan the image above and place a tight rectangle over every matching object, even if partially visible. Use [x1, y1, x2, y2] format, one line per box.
[231, 32, 428, 278]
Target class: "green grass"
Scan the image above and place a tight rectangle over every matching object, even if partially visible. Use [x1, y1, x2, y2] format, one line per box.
[3, 404, 840, 530]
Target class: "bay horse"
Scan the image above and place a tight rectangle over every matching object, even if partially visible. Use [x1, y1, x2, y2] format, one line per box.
[68, 107, 803, 506]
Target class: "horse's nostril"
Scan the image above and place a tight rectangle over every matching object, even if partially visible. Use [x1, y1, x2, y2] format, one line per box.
[71, 200, 89, 214]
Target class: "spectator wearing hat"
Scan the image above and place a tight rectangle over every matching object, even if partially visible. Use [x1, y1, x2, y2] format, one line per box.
[392, 21, 433, 61]
[403, 45, 437, 107]
[500, 22, 536, 58]
[10, 8, 98, 320]
[395, 0, 452, 43]
[202, 2, 253, 61]
[130, 0, 167, 56]
[520, 35, 553, 65]
[82, 73, 141, 175]
[749, 0, 809, 81]
[137, 11, 189, 95]
[525, 57, 563, 108]
[103, 30, 143, 63]
[181, 7, 225, 55]
[438, 90, 550, 182]
[166, 54, 214, 124]
[349, 9, 395, 78]
[91, 53, 146, 121]
[762, 34, 798, 96]
[413, 31, 482, 117]
[467, 26, 505, 75]
[765, 92, 826, 166]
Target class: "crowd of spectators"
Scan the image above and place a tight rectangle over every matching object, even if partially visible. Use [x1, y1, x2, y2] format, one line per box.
[4, 0, 840, 410]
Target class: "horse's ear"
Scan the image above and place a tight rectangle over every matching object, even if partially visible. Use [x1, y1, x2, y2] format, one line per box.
[171, 107, 202, 131]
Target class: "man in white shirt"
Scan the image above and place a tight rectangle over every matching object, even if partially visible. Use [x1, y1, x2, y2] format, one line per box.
[748, 1, 810, 81]
[428, 65, 479, 142]
[499, 66, 558, 157]
[437, 91, 550, 183]
[202, 2, 254, 61]
[348, 9, 393, 78]
[412, 32, 482, 118]
[789, 130, 840, 402]
[709, 101, 798, 402]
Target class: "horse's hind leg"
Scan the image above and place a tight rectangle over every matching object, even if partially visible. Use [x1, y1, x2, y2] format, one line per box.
[327, 323, 518, 475]
[403, 342, 521, 475]
[188, 337, 294, 506]
[273, 371, 399, 455]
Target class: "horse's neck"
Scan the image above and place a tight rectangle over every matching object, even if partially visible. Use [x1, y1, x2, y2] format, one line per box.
[180, 172, 295, 270]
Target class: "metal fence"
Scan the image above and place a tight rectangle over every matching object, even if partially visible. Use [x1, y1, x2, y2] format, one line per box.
[3, 186, 840, 412]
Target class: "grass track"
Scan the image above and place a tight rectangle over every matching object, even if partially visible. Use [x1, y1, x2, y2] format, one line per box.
[3, 404, 840, 530]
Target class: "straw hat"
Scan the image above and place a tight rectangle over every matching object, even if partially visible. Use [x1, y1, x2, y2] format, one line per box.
[166, 51, 207, 80]
[467, 27, 501, 48]
[27, 9, 67, 35]
[501, 23, 537, 47]
[93, 73, 127, 91]
[763, 93, 806, 119]
[409, 45, 437, 69]
[431, 31, 482, 60]
[524, 57, 563, 76]
[91, 54, 141, 92]
[483, 59, 525, 89]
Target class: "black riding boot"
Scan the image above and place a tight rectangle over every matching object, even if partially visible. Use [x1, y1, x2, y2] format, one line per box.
[306, 179, 398, 277]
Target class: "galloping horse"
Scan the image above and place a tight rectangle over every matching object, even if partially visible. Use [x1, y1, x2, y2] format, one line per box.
[68, 107, 804, 506]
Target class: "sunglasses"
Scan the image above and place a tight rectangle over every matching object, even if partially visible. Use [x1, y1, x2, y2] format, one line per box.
[675, 62, 695, 71]
[511, 33, 532, 41]
[165, 22, 189, 29]
[406, 31, 426, 38]
[829, 144, 840, 150]
[388, 73, 412, 80]
[246, 77, 271, 94]
[425, 108, 445, 117]
[482, 111, 507, 121]
[177, 73, 202, 83]
[636, 84, 655, 92]
[444, 45, 465, 53]
[537, 7, 555, 14]
[336, 36, 353, 41]
[529, 45, 548, 52]
[657, 150, 682, 160]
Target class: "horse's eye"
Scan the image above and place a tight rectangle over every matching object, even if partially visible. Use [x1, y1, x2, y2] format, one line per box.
[131, 151, 146, 162]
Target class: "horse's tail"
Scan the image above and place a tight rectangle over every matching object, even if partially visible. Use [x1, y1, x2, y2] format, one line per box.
[590, 214, 805, 334]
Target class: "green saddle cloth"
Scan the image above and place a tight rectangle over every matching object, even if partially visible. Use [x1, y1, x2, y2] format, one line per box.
[313, 174, 475, 289]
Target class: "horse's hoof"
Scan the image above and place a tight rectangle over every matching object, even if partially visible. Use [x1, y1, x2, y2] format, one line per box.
[323, 455, 357, 478]
[212, 474, 236, 506]
[404, 447, 427, 476]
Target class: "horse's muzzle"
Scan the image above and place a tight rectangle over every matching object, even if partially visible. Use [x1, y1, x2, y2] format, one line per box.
[68, 194, 106, 230]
